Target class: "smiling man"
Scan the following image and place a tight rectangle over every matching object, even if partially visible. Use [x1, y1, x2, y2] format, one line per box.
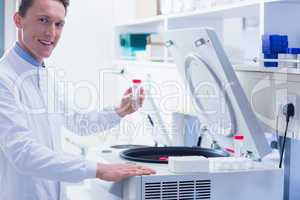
[0, 0, 155, 200]
[15, 0, 66, 62]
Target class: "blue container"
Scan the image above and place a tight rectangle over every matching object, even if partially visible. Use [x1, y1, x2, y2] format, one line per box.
[262, 35, 273, 54]
[280, 36, 289, 53]
[264, 53, 278, 67]
[262, 34, 290, 67]
[120, 33, 150, 57]
[262, 34, 288, 54]
[288, 48, 300, 54]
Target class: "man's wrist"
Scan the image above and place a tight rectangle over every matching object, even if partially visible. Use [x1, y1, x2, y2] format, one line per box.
[96, 163, 104, 179]
[115, 107, 126, 118]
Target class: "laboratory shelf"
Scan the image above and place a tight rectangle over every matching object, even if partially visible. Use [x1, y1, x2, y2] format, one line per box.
[113, 59, 176, 69]
[115, 15, 165, 28]
[167, 0, 299, 20]
[114, 60, 300, 76]
[234, 65, 284, 74]
[114, 15, 166, 34]
[113, 0, 300, 68]
[119, 56, 173, 62]
[234, 65, 300, 75]
[115, 0, 298, 28]
[167, 0, 260, 20]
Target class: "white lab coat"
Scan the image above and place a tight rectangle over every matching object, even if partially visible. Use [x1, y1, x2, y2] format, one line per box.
[0, 48, 122, 200]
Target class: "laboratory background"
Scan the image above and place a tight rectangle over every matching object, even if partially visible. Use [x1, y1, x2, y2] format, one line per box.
[1, 0, 300, 200]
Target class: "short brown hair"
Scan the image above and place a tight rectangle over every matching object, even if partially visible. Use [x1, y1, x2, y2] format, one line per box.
[18, 0, 69, 17]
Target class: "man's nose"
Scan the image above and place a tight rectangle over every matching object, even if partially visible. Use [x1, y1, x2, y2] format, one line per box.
[45, 24, 56, 38]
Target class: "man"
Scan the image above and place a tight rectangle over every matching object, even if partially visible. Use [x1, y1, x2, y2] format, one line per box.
[0, 0, 155, 199]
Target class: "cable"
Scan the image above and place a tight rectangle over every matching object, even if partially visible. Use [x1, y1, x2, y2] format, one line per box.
[279, 121, 290, 168]
[275, 115, 281, 153]
[279, 103, 295, 168]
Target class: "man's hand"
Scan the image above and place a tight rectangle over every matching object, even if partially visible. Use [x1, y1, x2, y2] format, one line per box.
[96, 163, 156, 182]
[115, 88, 144, 118]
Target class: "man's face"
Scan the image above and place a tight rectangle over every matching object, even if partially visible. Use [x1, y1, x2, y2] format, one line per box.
[14, 0, 66, 62]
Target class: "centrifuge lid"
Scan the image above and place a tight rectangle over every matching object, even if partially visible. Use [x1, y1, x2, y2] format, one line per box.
[164, 28, 271, 159]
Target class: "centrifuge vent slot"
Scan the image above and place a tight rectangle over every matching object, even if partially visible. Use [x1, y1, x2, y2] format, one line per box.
[144, 180, 211, 200]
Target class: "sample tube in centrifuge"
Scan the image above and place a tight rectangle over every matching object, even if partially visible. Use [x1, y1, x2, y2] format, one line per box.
[233, 135, 245, 157]
[132, 79, 142, 110]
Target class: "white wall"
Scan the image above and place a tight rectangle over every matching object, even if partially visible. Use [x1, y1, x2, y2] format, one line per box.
[46, 1, 121, 150]
[47, 0, 117, 109]
[4, 0, 17, 50]
[112, 0, 136, 25]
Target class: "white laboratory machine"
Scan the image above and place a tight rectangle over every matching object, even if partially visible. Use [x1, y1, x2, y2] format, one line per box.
[88, 28, 283, 200]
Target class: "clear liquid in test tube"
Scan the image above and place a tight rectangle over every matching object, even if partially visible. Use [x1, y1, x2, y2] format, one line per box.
[132, 79, 142, 110]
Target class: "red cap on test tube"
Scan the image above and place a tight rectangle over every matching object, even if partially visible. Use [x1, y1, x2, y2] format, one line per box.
[132, 79, 142, 84]
[234, 135, 244, 140]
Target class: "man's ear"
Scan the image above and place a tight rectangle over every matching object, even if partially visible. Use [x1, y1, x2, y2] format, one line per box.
[13, 12, 23, 29]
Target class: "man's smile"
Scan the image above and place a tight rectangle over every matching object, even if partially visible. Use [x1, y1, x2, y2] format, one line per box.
[38, 39, 54, 46]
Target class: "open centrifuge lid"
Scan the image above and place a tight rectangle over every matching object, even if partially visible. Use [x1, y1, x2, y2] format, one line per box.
[164, 28, 271, 159]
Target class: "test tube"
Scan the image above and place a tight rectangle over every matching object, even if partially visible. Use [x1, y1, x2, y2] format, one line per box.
[132, 79, 142, 110]
[233, 135, 244, 157]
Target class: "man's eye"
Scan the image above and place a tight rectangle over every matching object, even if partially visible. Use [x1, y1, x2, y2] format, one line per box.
[56, 22, 65, 28]
[39, 17, 48, 23]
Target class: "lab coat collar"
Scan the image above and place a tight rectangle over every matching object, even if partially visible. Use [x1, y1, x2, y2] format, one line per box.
[14, 42, 42, 67]
[5, 46, 42, 75]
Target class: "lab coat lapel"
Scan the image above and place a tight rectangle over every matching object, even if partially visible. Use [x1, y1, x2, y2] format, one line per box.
[38, 67, 64, 153]
[7, 49, 56, 150]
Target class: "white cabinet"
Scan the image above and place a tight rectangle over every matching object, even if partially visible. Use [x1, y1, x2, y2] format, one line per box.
[113, 0, 300, 66]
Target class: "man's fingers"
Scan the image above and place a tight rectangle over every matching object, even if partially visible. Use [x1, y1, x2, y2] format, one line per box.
[122, 93, 132, 100]
[139, 95, 145, 100]
[129, 165, 156, 175]
[126, 170, 150, 176]
[122, 164, 156, 176]
[123, 93, 144, 100]
[118, 87, 145, 117]
[124, 88, 132, 95]
[125, 87, 143, 93]
[97, 163, 156, 182]
[136, 165, 154, 171]
[122, 170, 142, 177]
[140, 88, 144, 95]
